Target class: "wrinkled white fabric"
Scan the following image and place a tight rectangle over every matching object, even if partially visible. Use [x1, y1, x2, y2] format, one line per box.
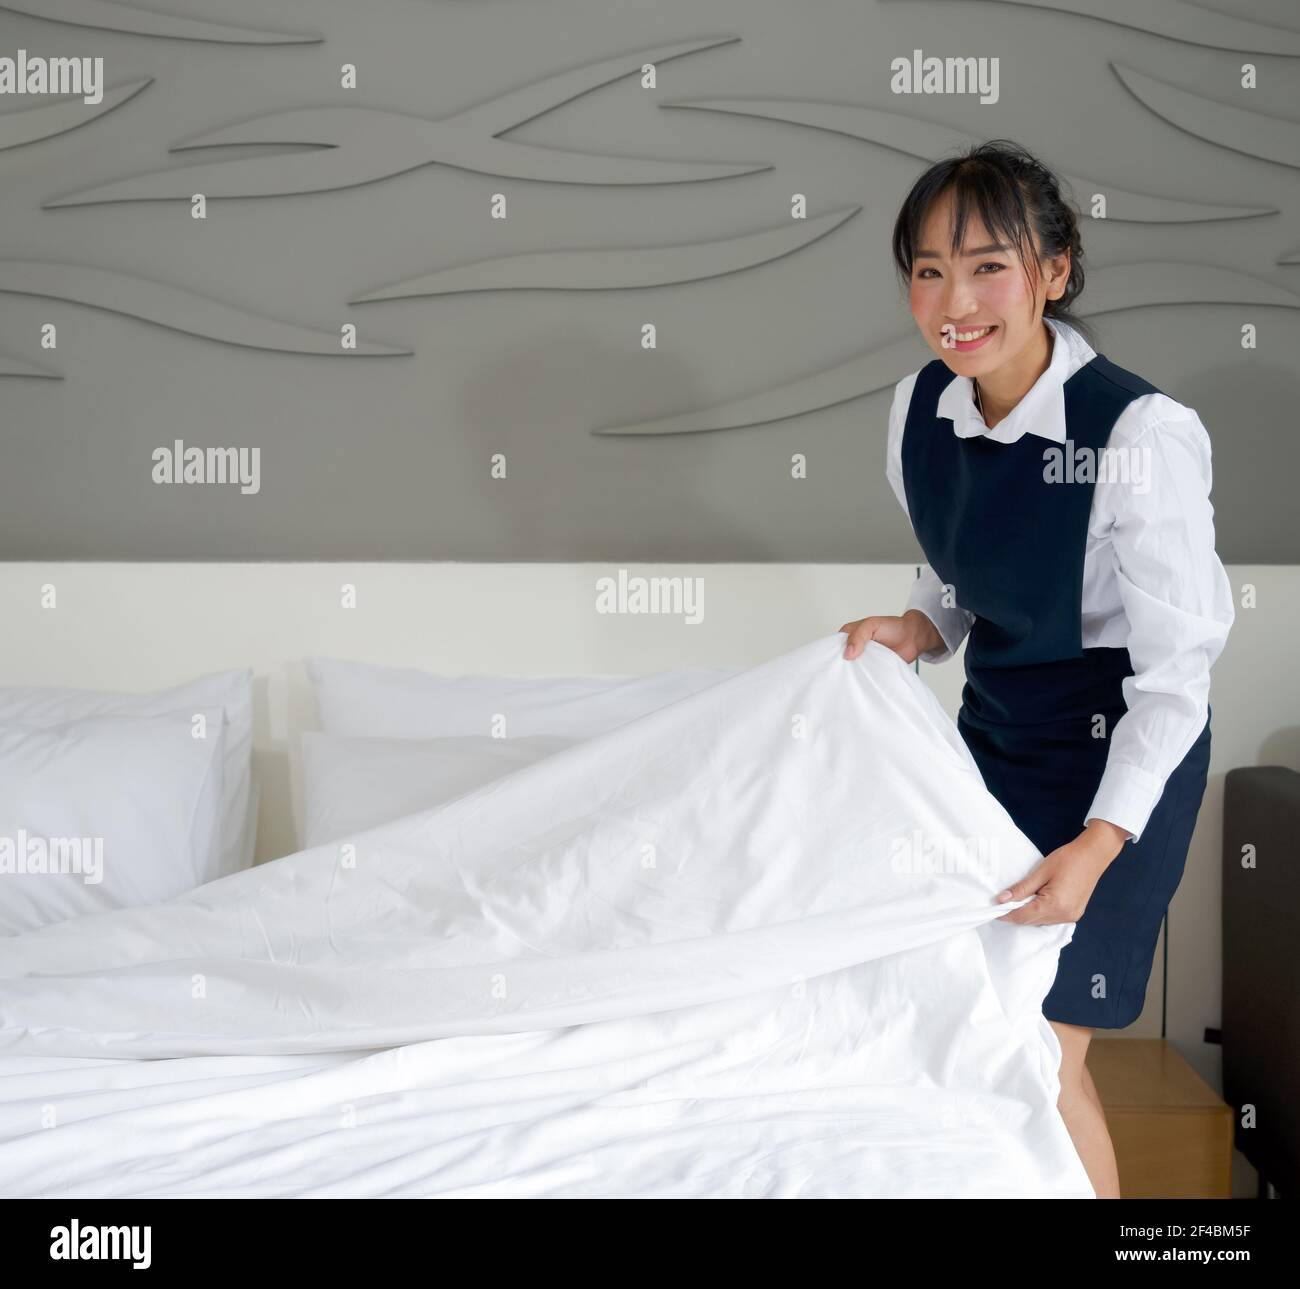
[0, 635, 1093, 1197]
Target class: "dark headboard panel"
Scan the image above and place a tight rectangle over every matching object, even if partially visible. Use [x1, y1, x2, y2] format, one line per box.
[1222, 767, 1300, 1197]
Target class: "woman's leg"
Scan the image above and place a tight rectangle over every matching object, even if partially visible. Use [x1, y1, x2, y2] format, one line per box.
[1050, 1019, 1121, 1198]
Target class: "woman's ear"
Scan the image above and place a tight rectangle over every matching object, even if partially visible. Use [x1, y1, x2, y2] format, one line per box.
[1044, 249, 1071, 301]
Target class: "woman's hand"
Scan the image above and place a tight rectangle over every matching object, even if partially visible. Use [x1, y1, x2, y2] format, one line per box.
[839, 610, 943, 663]
[994, 823, 1128, 925]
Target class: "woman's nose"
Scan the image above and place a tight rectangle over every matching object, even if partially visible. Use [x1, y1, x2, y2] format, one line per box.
[941, 281, 979, 317]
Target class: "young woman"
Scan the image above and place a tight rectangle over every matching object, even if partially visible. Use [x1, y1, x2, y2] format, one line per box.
[839, 140, 1234, 1198]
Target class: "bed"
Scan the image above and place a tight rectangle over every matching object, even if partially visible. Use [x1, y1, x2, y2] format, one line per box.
[0, 631, 1093, 1198]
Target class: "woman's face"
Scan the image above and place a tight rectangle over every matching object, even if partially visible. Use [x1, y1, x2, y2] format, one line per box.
[907, 189, 1067, 376]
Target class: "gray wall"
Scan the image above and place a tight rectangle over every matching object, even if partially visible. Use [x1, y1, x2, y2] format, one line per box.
[1, 0, 1297, 561]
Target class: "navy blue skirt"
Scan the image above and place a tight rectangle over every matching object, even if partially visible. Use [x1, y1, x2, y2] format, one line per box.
[956, 646, 1212, 1029]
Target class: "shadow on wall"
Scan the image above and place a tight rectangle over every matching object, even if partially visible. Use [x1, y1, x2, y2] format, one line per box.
[451, 319, 853, 562]
[1178, 360, 1299, 558]
[1258, 728, 1300, 773]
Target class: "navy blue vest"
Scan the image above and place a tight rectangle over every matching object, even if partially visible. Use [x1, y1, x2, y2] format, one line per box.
[901, 350, 1163, 727]
[900, 350, 1215, 1028]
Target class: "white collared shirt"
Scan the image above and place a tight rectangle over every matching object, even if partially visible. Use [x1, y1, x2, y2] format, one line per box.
[884, 317, 1235, 845]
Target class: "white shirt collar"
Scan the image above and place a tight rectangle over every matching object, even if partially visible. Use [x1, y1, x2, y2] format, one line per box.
[935, 316, 1096, 444]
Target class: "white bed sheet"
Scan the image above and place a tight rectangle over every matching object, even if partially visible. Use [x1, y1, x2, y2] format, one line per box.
[0, 635, 1093, 1198]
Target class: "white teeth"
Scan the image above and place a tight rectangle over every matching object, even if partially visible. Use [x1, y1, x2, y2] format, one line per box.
[953, 326, 993, 342]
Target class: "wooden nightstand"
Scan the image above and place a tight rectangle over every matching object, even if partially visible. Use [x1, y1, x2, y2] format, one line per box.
[1087, 1038, 1234, 1198]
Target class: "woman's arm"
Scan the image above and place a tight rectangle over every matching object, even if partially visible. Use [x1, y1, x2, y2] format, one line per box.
[903, 567, 976, 665]
[1082, 404, 1235, 846]
[999, 402, 1235, 925]
[884, 374, 976, 664]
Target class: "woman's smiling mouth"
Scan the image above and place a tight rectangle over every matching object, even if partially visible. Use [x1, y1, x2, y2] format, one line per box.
[941, 323, 999, 352]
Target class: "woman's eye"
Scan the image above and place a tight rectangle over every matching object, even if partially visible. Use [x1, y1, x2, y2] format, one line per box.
[915, 263, 1003, 279]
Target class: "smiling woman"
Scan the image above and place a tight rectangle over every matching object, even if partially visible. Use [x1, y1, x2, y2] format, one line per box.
[839, 139, 1235, 1198]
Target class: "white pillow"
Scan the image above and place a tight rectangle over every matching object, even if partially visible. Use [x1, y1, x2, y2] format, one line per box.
[300, 731, 576, 848]
[0, 670, 254, 879]
[0, 711, 225, 935]
[306, 657, 738, 740]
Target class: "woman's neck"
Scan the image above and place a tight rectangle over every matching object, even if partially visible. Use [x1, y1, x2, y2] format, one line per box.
[974, 320, 1054, 429]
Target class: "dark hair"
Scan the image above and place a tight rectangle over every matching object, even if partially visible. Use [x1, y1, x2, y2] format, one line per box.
[890, 139, 1095, 349]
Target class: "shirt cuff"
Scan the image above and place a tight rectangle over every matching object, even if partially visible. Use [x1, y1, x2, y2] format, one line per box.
[904, 583, 972, 665]
[1084, 761, 1167, 846]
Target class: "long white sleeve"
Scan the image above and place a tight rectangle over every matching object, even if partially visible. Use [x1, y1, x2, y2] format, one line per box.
[885, 373, 975, 664]
[904, 567, 976, 665]
[1083, 407, 1234, 844]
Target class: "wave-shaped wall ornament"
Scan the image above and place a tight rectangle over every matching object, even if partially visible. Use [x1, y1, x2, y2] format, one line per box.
[0, 78, 151, 152]
[0, 346, 60, 379]
[883, 0, 1300, 56]
[351, 207, 861, 302]
[44, 37, 770, 206]
[1112, 64, 1300, 170]
[592, 263, 1300, 435]
[659, 99, 1274, 222]
[1080, 262, 1300, 314]
[0, 0, 320, 44]
[0, 262, 412, 356]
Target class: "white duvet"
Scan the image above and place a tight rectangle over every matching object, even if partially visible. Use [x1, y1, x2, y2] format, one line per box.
[0, 635, 1093, 1198]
